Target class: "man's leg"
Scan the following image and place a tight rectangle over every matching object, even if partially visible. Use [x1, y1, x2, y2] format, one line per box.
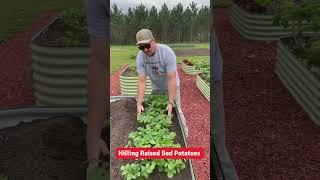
[174, 87, 188, 139]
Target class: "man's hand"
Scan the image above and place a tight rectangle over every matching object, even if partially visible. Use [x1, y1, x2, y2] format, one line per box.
[166, 102, 174, 117]
[137, 104, 144, 113]
[87, 137, 109, 169]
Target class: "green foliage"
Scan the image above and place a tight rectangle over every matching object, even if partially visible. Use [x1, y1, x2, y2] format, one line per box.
[0, 174, 7, 180]
[62, 8, 88, 46]
[307, 39, 320, 66]
[254, 0, 273, 7]
[124, 66, 138, 77]
[195, 61, 210, 84]
[273, 0, 320, 37]
[121, 95, 186, 179]
[111, 2, 210, 44]
[86, 162, 109, 180]
[0, 0, 83, 43]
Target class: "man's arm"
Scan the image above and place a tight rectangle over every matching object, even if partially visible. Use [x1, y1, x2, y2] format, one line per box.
[85, 0, 109, 167]
[137, 74, 146, 109]
[167, 72, 176, 106]
[86, 37, 109, 164]
[165, 47, 178, 115]
[136, 53, 146, 112]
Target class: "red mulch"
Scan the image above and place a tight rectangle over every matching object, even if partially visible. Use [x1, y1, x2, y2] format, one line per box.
[110, 64, 211, 179]
[110, 65, 128, 96]
[0, 11, 58, 108]
[215, 8, 320, 179]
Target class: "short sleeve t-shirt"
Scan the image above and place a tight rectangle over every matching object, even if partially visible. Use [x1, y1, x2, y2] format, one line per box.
[136, 44, 180, 90]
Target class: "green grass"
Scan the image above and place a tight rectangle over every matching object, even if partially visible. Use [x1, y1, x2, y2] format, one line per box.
[166, 43, 210, 49]
[110, 44, 210, 74]
[0, 0, 83, 43]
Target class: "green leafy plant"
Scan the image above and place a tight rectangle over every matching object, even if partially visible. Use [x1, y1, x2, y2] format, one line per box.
[307, 39, 320, 66]
[62, 8, 88, 46]
[254, 0, 273, 7]
[121, 95, 186, 179]
[274, 0, 320, 38]
[0, 174, 7, 180]
[124, 66, 138, 77]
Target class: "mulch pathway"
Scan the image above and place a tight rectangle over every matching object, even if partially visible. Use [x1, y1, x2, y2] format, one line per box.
[0, 11, 58, 109]
[215, 8, 320, 179]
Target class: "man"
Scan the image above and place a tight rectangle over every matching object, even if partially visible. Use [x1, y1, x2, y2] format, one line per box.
[135, 29, 188, 137]
[85, 0, 109, 169]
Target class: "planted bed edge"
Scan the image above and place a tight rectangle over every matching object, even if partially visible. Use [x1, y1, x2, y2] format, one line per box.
[275, 38, 320, 126]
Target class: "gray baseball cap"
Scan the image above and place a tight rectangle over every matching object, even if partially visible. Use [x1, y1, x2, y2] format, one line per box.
[136, 29, 154, 45]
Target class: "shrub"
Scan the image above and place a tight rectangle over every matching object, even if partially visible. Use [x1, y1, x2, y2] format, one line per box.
[307, 39, 320, 66]
[62, 8, 88, 45]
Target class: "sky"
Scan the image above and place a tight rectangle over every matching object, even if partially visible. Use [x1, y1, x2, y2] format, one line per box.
[110, 0, 210, 13]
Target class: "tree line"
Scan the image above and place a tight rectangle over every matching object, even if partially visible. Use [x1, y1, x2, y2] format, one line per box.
[111, 2, 210, 45]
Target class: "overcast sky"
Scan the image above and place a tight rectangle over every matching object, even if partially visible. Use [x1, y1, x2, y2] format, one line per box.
[110, 0, 210, 13]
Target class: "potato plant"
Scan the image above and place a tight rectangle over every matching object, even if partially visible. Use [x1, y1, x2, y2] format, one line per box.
[61, 8, 89, 46]
[195, 61, 210, 85]
[121, 95, 186, 180]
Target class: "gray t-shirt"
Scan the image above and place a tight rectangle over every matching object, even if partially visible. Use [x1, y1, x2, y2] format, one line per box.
[136, 44, 180, 90]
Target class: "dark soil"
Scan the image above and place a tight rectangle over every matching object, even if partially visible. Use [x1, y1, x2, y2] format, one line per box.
[174, 49, 209, 57]
[215, 8, 320, 179]
[0, 116, 109, 180]
[110, 98, 192, 180]
[183, 59, 194, 66]
[34, 18, 89, 47]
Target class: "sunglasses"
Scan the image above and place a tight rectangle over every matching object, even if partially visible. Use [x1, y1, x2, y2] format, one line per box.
[138, 44, 151, 50]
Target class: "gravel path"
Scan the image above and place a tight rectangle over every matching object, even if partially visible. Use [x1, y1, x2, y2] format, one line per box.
[215, 8, 320, 179]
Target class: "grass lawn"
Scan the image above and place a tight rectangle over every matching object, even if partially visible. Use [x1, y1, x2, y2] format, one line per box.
[110, 44, 210, 74]
[0, 0, 83, 43]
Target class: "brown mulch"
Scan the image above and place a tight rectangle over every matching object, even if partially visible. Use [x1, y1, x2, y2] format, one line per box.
[215, 8, 320, 179]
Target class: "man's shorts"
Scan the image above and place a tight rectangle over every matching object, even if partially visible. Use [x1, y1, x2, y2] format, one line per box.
[85, 0, 109, 38]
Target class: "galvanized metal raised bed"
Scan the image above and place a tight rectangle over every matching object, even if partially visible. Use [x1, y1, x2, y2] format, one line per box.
[229, 2, 290, 41]
[196, 75, 210, 102]
[120, 66, 152, 96]
[275, 39, 320, 126]
[110, 96, 196, 180]
[182, 62, 202, 75]
[31, 16, 90, 106]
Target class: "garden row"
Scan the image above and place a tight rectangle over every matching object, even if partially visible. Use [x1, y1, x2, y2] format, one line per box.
[119, 60, 210, 102]
[226, 0, 320, 125]
[120, 95, 190, 179]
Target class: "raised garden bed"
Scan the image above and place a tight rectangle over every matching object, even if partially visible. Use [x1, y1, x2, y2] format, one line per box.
[120, 66, 152, 96]
[229, 1, 290, 41]
[110, 96, 195, 180]
[31, 9, 91, 106]
[275, 37, 320, 125]
[181, 60, 202, 75]
[0, 107, 109, 180]
[196, 74, 210, 102]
